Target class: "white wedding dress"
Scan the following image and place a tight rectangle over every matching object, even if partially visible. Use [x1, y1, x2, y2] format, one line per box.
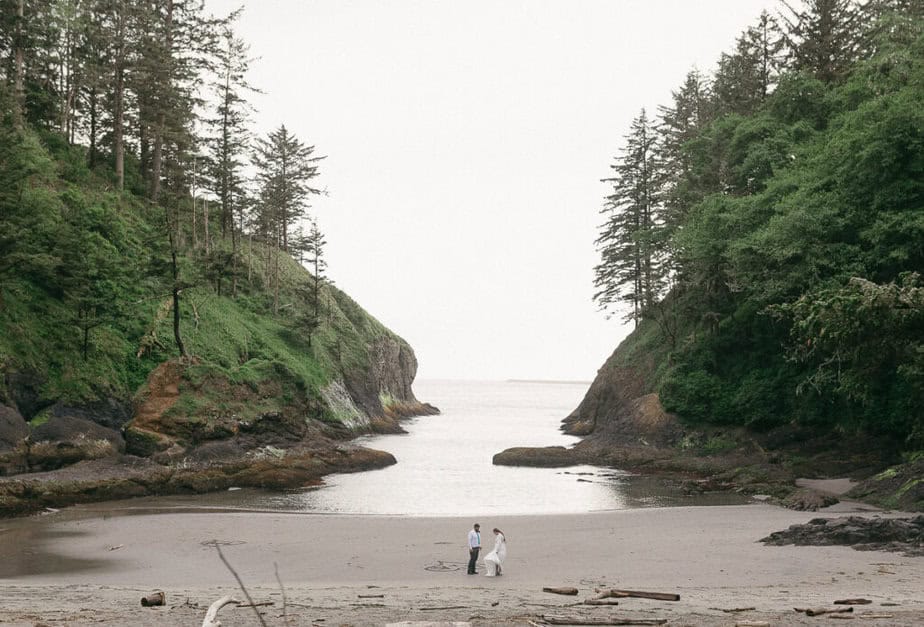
[483, 533, 506, 576]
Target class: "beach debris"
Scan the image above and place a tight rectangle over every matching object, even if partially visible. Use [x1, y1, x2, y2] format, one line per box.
[542, 587, 579, 596]
[542, 616, 667, 625]
[491, 601, 499, 606]
[237, 601, 274, 608]
[858, 614, 894, 619]
[609, 589, 680, 602]
[794, 606, 854, 617]
[201, 595, 241, 627]
[734, 622, 770, 627]
[828, 616, 855, 620]
[141, 591, 165, 607]
[358, 594, 385, 598]
[834, 599, 872, 605]
[108, 544, 124, 551]
[418, 605, 467, 611]
[583, 599, 621, 606]
[713, 607, 757, 613]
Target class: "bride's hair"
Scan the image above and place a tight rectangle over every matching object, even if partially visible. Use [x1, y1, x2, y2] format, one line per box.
[493, 528, 505, 538]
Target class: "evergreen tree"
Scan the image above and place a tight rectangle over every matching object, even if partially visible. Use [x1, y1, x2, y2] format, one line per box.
[712, 11, 784, 116]
[204, 9, 257, 296]
[252, 124, 325, 253]
[57, 191, 127, 359]
[292, 218, 327, 347]
[656, 69, 711, 238]
[777, 0, 868, 83]
[594, 109, 663, 325]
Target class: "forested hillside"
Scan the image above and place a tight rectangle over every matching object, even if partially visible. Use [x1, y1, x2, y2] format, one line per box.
[0, 2, 433, 512]
[591, 0, 923, 451]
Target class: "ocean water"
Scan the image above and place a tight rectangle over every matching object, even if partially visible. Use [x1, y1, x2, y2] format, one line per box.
[217, 379, 750, 516]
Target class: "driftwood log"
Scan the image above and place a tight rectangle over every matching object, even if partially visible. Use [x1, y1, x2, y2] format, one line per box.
[735, 622, 770, 627]
[201, 595, 241, 627]
[795, 606, 854, 617]
[542, 617, 667, 626]
[834, 599, 872, 605]
[610, 589, 680, 602]
[543, 586, 579, 596]
[141, 591, 165, 607]
[583, 599, 621, 606]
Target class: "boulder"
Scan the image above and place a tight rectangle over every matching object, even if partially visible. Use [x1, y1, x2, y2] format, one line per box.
[47, 399, 132, 431]
[24, 415, 125, 471]
[0, 405, 29, 451]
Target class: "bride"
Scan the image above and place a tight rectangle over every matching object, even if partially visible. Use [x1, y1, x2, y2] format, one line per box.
[483, 528, 507, 576]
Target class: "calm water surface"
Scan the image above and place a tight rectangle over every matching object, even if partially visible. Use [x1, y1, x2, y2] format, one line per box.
[190, 379, 749, 516]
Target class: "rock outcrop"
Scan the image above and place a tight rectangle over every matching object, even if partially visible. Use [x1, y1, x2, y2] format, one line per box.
[0, 332, 436, 516]
[762, 515, 924, 556]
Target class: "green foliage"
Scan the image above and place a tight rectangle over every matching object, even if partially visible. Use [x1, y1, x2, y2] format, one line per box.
[605, 10, 924, 449]
[0, 121, 405, 426]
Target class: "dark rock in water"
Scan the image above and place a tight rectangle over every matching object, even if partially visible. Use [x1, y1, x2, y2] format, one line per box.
[493, 446, 584, 467]
[0, 405, 29, 451]
[761, 515, 924, 556]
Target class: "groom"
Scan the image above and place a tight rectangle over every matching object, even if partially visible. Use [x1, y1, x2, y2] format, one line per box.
[466, 523, 481, 574]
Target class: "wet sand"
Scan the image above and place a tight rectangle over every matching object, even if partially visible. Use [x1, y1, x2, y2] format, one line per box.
[1, 502, 923, 625]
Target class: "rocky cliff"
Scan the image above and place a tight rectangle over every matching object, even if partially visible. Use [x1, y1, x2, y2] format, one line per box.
[0, 257, 437, 517]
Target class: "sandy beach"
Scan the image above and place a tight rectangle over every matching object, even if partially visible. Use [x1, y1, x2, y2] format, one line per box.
[1, 501, 922, 626]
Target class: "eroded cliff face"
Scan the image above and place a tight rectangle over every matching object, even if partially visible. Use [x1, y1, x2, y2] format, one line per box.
[335, 336, 438, 433]
[563, 344, 682, 450]
[0, 326, 437, 515]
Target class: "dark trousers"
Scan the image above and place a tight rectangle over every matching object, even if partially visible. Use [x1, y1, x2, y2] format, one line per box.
[467, 547, 480, 573]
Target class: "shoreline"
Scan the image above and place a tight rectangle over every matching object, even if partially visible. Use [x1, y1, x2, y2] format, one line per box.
[2, 502, 923, 625]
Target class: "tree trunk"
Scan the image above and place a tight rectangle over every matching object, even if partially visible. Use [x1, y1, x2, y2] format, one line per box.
[88, 87, 98, 167]
[114, 66, 124, 190]
[273, 243, 279, 315]
[13, 0, 24, 124]
[203, 199, 210, 254]
[82, 321, 89, 361]
[171, 248, 187, 358]
[113, 3, 126, 190]
[150, 0, 174, 204]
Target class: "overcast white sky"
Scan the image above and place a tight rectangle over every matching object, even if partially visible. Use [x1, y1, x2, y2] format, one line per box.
[204, 0, 779, 381]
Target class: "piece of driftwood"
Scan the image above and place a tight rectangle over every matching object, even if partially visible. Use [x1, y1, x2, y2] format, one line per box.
[834, 599, 872, 605]
[592, 591, 630, 600]
[717, 607, 757, 613]
[859, 614, 894, 619]
[828, 615, 855, 620]
[542, 616, 667, 626]
[238, 601, 274, 608]
[611, 589, 680, 602]
[794, 606, 854, 617]
[358, 594, 385, 598]
[141, 591, 165, 607]
[543, 587, 579, 596]
[583, 599, 621, 606]
[202, 595, 241, 627]
[419, 605, 467, 611]
[734, 622, 770, 627]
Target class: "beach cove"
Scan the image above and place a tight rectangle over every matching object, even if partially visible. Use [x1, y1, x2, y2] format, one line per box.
[2, 504, 923, 625]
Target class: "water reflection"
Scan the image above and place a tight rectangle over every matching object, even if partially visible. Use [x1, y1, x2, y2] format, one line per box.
[0, 525, 110, 578]
[206, 380, 751, 516]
